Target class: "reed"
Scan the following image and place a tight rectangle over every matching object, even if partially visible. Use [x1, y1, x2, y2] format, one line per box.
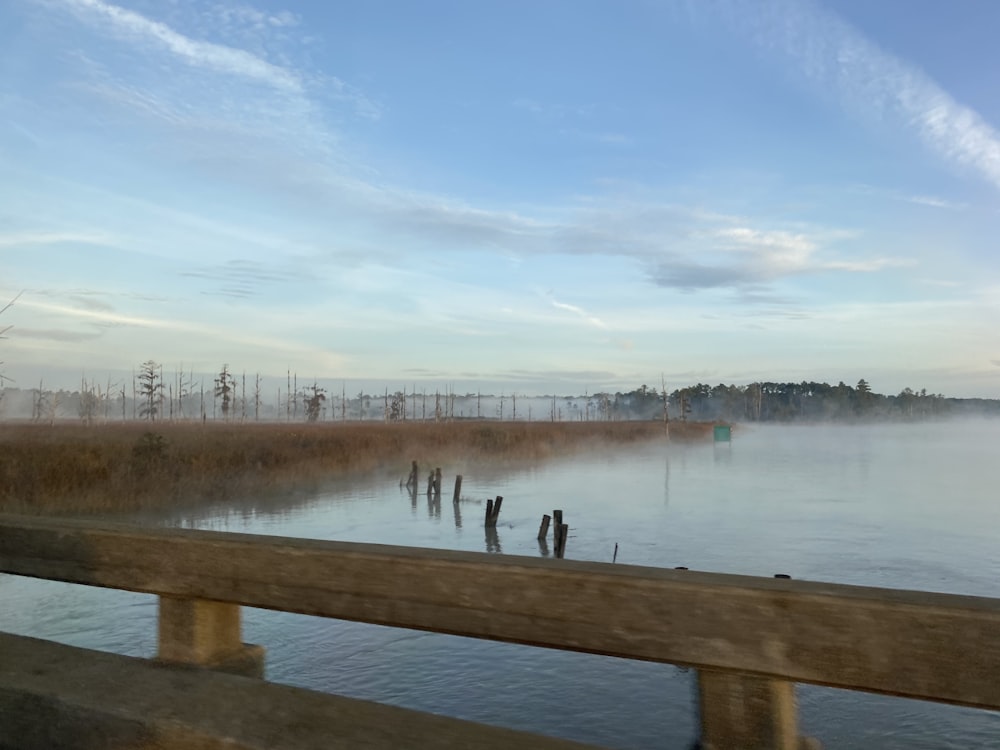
[0, 420, 713, 515]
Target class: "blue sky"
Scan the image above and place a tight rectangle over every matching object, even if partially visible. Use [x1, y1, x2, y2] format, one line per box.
[1, 0, 999, 397]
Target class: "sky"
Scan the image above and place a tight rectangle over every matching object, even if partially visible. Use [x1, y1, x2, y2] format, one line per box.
[1, 0, 999, 398]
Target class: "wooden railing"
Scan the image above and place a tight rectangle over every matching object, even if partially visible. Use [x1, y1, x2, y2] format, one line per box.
[3, 514, 1000, 749]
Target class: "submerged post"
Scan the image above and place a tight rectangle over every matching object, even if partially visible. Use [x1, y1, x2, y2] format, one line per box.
[553, 522, 568, 559]
[453, 474, 463, 503]
[434, 468, 443, 496]
[484, 496, 503, 527]
[157, 596, 264, 678]
[406, 460, 419, 489]
[537, 514, 551, 541]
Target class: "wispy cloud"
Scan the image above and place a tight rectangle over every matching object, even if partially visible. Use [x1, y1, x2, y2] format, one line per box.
[0, 231, 114, 247]
[550, 299, 609, 330]
[182, 260, 303, 299]
[708, 0, 1000, 190]
[14, 327, 104, 343]
[45, 0, 377, 153]
[852, 184, 967, 211]
[60, 0, 302, 92]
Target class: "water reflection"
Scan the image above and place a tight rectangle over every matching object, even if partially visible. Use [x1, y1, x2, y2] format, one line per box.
[663, 453, 670, 507]
[485, 526, 501, 553]
[426, 494, 440, 519]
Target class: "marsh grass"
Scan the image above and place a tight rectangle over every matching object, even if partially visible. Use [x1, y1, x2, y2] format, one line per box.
[0, 420, 713, 515]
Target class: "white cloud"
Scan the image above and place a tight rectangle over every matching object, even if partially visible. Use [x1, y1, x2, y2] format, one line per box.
[852, 184, 967, 211]
[0, 231, 114, 247]
[59, 0, 303, 92]
[550, 299, 609, 330]
[709, 0, 1000, 190]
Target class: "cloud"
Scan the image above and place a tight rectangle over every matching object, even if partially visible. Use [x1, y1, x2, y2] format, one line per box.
[13, 327, 104, 343]
[645, 222, 908, 291]
[708, 0, 1000, 190]
[851, 184, 967, 211]
[650, 262, 752, 291]
[0, 231, 114, 248]
[59, 0, 302, 92]
[906, 195, 963, 210]
[550, 299, 609, 330]
[45, 0, 377, 154]
[182, 260, 303, 299]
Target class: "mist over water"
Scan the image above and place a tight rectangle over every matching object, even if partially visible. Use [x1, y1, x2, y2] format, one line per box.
[4, 420, 1000, 748]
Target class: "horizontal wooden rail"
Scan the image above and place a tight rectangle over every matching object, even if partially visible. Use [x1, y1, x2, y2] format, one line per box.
[2, 514, 1000, 712]
[0, 632, 604, 750]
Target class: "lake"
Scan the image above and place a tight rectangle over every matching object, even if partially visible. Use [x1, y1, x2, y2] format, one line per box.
[4, 420, 1000, 748]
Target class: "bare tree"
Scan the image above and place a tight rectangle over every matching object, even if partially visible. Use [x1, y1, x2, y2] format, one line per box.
[32, 379, 47, 422]
[254, 373, 262, 421]
[79, 376, 99, 425]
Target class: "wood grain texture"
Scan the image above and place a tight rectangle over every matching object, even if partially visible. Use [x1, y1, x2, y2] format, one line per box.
[3, 514, 1000, 710]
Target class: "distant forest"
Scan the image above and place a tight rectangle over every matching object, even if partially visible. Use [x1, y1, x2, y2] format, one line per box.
[0, 365, 998, 424]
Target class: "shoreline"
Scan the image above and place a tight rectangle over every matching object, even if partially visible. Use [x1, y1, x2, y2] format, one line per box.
[0, 420, 714, 516]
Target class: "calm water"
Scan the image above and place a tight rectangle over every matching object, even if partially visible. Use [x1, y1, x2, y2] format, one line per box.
[4, 421, 1000, 748]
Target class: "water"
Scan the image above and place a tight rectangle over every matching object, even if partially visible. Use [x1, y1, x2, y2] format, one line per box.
[4, 421, 1000, 748]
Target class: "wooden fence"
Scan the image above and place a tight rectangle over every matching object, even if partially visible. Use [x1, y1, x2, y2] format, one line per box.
[3, 514, 1000, 749]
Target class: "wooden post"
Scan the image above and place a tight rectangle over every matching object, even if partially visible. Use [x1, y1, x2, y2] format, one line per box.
[484, 495, 503, 527]
[406, 460, 418, 489]
[434, 468, 442, 496]
[426, 470, 434, 496]
[537, 514, 551, 540]
[157, 596, 264, 678]
[697, 670, 815, 750]
[554, 523, 568, 559]
[453, 474, 463, 503]
[552, 509, 563, 539]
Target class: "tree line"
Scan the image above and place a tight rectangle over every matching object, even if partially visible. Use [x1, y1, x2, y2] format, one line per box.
[1, 363, 998, 424]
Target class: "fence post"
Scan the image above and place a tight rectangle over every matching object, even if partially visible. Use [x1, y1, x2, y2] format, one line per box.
[697, 670, 816, 750]
[157, 596, 264, 678]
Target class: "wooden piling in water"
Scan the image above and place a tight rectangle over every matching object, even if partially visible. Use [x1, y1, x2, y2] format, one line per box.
[537, 514, 551, 541]
[554, 523, 569, 559]
[552, 510, 563, 540]
[434, 468, 442, 496]
[426, 470, 434, 496]
[406, 460, 418, 489]
[485, 495, 503, 527]
[453, 475, 463, 503]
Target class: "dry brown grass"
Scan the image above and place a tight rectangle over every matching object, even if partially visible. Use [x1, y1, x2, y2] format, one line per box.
[0, 419, 714, 515]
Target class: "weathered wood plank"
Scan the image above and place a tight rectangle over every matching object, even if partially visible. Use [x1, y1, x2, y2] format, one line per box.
[0, 632, 607, 750]
[3, 514, 1000, 710]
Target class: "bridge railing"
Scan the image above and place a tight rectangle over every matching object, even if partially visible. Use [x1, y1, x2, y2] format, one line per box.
[3, 513, 1000, 749]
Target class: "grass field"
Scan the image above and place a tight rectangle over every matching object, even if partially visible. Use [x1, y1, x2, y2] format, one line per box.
[0, 419, 714, 515]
